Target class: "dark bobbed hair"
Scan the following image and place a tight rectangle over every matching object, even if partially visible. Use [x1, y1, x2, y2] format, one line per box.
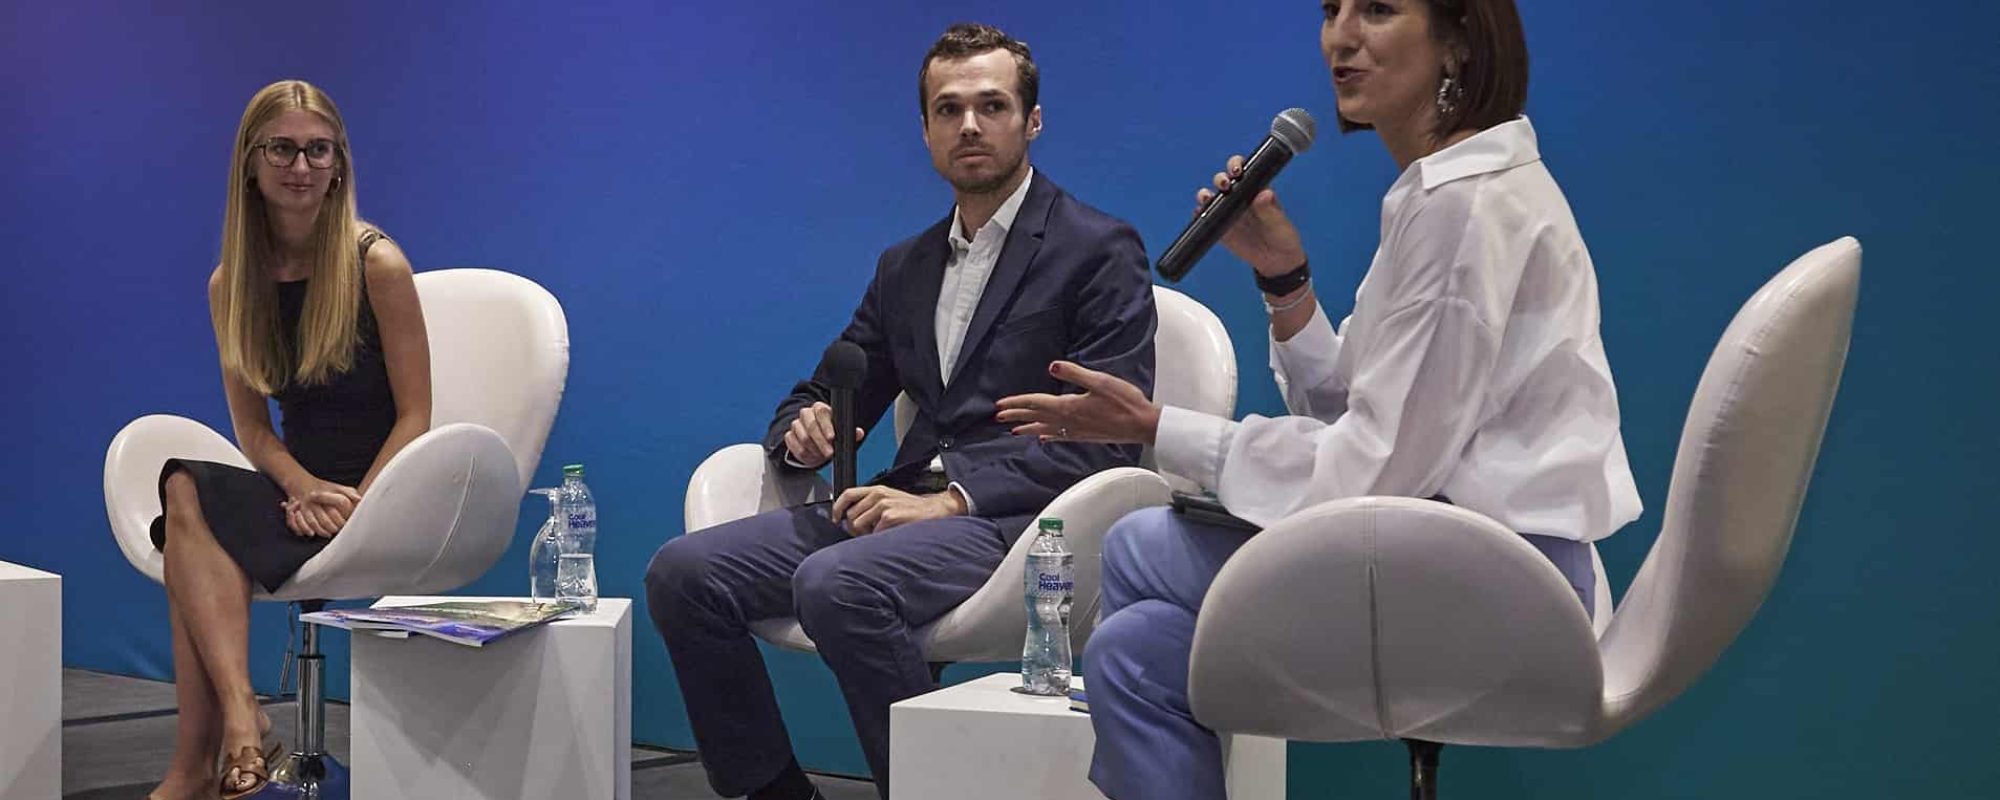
[1337, 0, 1528, 139]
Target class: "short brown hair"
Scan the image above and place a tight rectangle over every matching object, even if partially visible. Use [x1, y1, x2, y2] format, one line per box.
[1339, 0, 1529, 139]
[918, 23, 1039, 120]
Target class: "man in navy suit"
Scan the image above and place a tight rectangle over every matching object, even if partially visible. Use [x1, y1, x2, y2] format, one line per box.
[642, 22, 1157, 800]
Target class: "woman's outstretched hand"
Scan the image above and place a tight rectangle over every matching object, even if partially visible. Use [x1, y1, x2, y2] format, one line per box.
[996, 361, 1160, 446]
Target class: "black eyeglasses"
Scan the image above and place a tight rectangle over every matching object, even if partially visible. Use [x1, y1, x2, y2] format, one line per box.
[254, 137, 341, 169]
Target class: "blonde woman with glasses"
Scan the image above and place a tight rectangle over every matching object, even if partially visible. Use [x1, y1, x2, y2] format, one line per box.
[145, 80, 430, 800]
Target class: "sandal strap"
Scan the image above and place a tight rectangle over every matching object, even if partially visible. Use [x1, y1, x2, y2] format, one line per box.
[220, 746, 272, 795]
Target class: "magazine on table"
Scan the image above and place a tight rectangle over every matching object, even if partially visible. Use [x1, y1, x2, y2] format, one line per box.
[300, 599, 583, 647]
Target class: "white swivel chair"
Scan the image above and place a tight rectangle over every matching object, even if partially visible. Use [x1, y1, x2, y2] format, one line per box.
[1184, 237, 1861, 797]
[684, 285, 1236, 665]
[103, 268, 569, 799]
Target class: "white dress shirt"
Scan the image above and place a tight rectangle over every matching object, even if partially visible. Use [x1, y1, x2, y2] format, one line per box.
[927, 168, 1036, 512]
[1154, 119, 1641, 542]
[939, 167, 1035, 383]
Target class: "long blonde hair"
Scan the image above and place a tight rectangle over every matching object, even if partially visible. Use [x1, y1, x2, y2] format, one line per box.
[214, 79, 364, 395]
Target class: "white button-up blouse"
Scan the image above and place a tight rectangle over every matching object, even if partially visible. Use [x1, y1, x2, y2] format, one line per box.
[1155, 118, 1642, 542]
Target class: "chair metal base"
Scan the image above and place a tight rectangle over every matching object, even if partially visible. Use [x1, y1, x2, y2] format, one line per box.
[1406, 739, 1442, 800]
[266, 752, 350, 799]
[266, 602, 348, 799]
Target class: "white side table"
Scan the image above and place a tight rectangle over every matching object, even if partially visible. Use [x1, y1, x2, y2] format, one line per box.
[350, 597, 632, 800]
[0, 560, 59, 800]
[890, 673, 1284, 800]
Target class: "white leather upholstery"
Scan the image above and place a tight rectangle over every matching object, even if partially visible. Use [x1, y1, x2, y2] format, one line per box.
[684, 285, 1236, 661]
[1190, 497, 1604, 744]
[1187, 237, 1860, 748]
[1147, 286, 1239, 493]
[419, 269, 570, 489]
[1594, 236, 1859, 733]
[103, 268, 569, 602]
[104, 414, 253, 588]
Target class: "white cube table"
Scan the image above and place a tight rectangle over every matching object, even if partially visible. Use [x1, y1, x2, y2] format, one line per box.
[0, 560, 59, 800]
[890, 673, 1284, 800]
[350, 596, 631, 800]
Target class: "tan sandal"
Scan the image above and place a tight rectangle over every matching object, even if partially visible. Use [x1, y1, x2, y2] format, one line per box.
[218, 741, 281, 799]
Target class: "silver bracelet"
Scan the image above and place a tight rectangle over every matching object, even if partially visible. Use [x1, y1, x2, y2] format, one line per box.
[1263, 282, 1314, 314]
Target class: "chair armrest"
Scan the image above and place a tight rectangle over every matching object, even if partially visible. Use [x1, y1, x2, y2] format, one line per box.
[684, 443, 830, 533]
[916, 467, 1173, 663]
[276, 423, 520, 601]
[103, 415, 250, 586]
[1188, 496, 1602, 746]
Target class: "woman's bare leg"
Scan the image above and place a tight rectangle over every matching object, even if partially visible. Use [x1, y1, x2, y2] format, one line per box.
[159, 470, 270, 794]
[146, 575, 222, 800]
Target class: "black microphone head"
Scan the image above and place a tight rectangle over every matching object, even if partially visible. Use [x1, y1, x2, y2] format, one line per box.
[1271, 108, 1317, 154]
[823, 340, 868, 390]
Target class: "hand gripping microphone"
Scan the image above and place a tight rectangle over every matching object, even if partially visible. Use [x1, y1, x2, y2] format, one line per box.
[1156, 108, 1317, 282]
[821, 340, 868, 496]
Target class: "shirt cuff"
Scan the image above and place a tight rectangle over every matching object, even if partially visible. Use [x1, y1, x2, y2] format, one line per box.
[947, 481, 977, 516]
[1153, 405, 1236, 492]
[1270, 302, 1340, 395]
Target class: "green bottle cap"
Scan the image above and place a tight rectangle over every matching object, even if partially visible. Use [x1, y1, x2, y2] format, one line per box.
[563, 464, 585, 478]
[1038, 517, 1063, 533]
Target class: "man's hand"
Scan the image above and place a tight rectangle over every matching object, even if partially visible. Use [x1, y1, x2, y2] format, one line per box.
[831, 485, 967, 535]
[783, 401, 867, 468]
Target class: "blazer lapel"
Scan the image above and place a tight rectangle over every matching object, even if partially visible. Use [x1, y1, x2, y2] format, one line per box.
[905, 213, 954, 398]
[945, 173, 1054, 388]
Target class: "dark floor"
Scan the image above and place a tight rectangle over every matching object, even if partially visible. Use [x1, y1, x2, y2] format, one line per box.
[59, 668, 878, 799]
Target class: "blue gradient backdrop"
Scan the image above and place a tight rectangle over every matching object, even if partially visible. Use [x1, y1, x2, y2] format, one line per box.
[3, 1, 1995, 795]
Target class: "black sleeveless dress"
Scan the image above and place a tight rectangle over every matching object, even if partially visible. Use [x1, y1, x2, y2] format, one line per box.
[151, 231, 398, 593]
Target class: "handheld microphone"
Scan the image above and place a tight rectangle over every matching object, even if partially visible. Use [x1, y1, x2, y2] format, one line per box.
[822, 340, 868, 496]
[1156, 108, 1317, 282]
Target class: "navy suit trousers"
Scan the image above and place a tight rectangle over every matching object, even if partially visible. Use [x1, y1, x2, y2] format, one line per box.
[644, 504, 1009, 798]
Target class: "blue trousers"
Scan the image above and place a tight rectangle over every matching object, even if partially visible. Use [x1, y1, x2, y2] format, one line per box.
[1084, 507, 1594, 800]
[644, 505, 1008, 799]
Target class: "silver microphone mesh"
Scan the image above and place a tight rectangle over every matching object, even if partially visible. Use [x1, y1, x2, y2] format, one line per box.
[1270, 108, 1317, 154]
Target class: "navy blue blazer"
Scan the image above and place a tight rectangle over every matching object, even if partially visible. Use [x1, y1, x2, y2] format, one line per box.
[763, 172, 1157, 542]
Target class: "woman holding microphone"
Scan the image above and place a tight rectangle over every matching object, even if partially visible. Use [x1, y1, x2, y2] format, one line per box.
[995, 1, 1640, 797]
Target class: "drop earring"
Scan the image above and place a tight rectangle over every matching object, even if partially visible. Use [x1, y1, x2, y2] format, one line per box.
[1435, 74, 1461, 116]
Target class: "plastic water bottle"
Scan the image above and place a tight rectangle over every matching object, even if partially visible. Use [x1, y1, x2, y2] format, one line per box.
[555, 464, 599, 612]
[527, 488, 563, 604]
[1019, 517, 1073, 696]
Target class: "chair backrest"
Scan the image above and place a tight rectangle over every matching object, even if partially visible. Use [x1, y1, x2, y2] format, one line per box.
[1150, 285, 1239, 423]
[413, 269, 569, 488]
[893, 285, 1238, 479]
[1596, 237, 1860, 731]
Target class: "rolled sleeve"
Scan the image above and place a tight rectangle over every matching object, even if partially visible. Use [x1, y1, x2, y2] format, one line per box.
[1153, 405, 1238, 492]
